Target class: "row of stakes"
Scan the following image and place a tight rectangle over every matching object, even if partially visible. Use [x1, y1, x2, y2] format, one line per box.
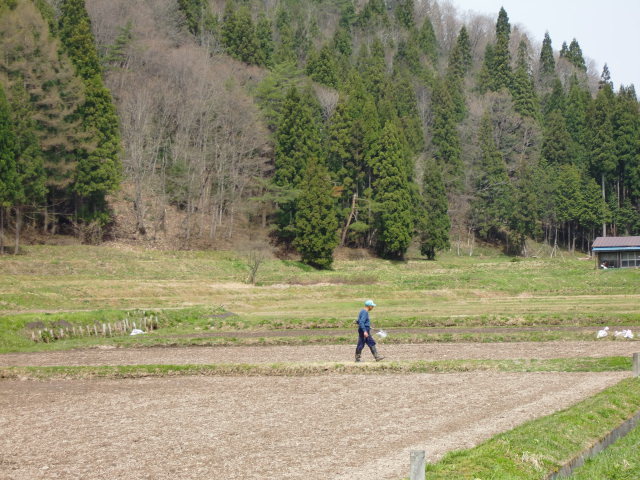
[30, 316, 159, 342]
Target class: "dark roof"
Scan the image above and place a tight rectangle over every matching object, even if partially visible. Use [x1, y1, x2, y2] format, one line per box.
[592, 236, 640, 248]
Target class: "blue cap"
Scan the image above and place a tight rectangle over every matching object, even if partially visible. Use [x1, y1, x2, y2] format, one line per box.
[364, 299, 376, 307]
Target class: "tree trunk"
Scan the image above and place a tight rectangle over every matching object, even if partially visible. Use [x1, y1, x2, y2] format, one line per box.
[601, 172, 606, 236]
[0, 207, 4, 255]
[14, 206, 21, 255]
[340, 193, 357, 247]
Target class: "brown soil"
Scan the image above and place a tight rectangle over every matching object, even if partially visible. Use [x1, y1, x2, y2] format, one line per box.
[1, 341, 638, 367]
[0, 372, 627, 480]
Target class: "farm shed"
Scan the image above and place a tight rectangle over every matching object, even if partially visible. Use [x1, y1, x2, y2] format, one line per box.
[592, 236, 640, 268]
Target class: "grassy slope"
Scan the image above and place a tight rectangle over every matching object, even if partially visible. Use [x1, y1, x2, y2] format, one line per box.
[1, 244, 639, 352]
[424, 378, 640, 480]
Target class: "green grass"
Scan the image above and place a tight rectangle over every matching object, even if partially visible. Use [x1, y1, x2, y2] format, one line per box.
[568, 421, 640, 479]
[0, 356, 633, 380]
[2, 244, 640, 353]
[423, 378, 640, 479]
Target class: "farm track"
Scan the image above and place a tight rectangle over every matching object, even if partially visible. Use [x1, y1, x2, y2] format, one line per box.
[2, 341, 639, 367]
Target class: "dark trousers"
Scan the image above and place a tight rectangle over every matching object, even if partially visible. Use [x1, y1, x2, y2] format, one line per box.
[356, 328, 376, 353]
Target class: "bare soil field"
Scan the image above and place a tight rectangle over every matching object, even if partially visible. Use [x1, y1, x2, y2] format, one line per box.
[1, 341, 638, 367]
[0, 372, 628, 480]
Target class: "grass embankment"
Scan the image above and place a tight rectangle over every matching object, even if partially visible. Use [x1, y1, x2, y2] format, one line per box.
[1, 244, 639, 319]
[0, 357, 632, 380]
[423, 378, 640, 480]
[568, 415, 640, 479]
[1, 306, 638, 353]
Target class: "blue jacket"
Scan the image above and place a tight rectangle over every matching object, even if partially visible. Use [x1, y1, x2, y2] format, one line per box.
[357, 308, 370, 331]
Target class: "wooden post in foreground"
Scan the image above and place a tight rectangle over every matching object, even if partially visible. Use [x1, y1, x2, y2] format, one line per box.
[633, 353, 640, 378]
[410, 450, 426, 480]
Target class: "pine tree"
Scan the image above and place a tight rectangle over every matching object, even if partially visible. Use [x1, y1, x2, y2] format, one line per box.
[368, 122, 415, 259]
[509, 162, 540, 255]
[538, 32, 556, 82]
[419, 157, 450, 259]
[471, 112, 512, 240]
[293, 158, 339, 269]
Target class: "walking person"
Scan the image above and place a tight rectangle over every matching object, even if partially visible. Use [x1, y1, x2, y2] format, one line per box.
[355, 299, 384, 362]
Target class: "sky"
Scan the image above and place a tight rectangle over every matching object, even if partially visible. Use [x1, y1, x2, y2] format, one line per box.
[448, 0, 640, 90]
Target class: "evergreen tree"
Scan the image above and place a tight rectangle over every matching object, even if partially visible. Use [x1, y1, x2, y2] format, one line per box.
[511, 40, 539, 118]
[332, 27, 352, 57]
[274, 87, 323, 188]
[273, 8, 296, 64]
[471, 112, 512, 240]
[566, 38, 587, 71]
[542, 110, 573, 164]
[177, 0, 216, 37]
[599, 64, 613, 90]
[9, 81, 46, 210]
[359, 38, 387, 102]
[395, 36, 422, 76]
[306, 44, 338, 88]
[221, 3, 260, 64]
[58, 0, 101, 79]
[615, 86, 640, 204]
[490, 7, 512, 91]
[255, 13, 274, 67]
[431, 78, 462, 189]
[368, 122, 414, 259]
[59, 0, 121, 223]
[559, 41, 569, 58]
[542, 77, 565, 118]
[293, 158, 339, 269]
[419, 157, 450, 259]
[538, 32, 556, 82]
[103, 21, 134, 70]
[588, 82, 617, 214]
[384, 72, 423, 155]
[509, 161, 540, 255]
[477, 43, 495, 93]
[417, 16, 438, 65]
[0, 84, 18, 253]
[395, 0, 414, 29]
[445, 27, 472, 120]
[564, 75, 591, 166]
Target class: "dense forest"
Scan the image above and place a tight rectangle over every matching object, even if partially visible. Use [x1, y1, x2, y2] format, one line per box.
[0, 0, 639, 267]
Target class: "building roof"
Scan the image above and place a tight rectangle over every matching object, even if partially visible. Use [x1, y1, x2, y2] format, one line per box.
[592, 236, 640, 249]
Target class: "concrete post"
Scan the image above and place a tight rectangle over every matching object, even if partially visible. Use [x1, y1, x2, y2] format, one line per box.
[410, 450, 426, 480]
[633, 353, 640, 378]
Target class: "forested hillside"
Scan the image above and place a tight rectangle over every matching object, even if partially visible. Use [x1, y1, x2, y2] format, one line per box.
[1, 0, 639, 266]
